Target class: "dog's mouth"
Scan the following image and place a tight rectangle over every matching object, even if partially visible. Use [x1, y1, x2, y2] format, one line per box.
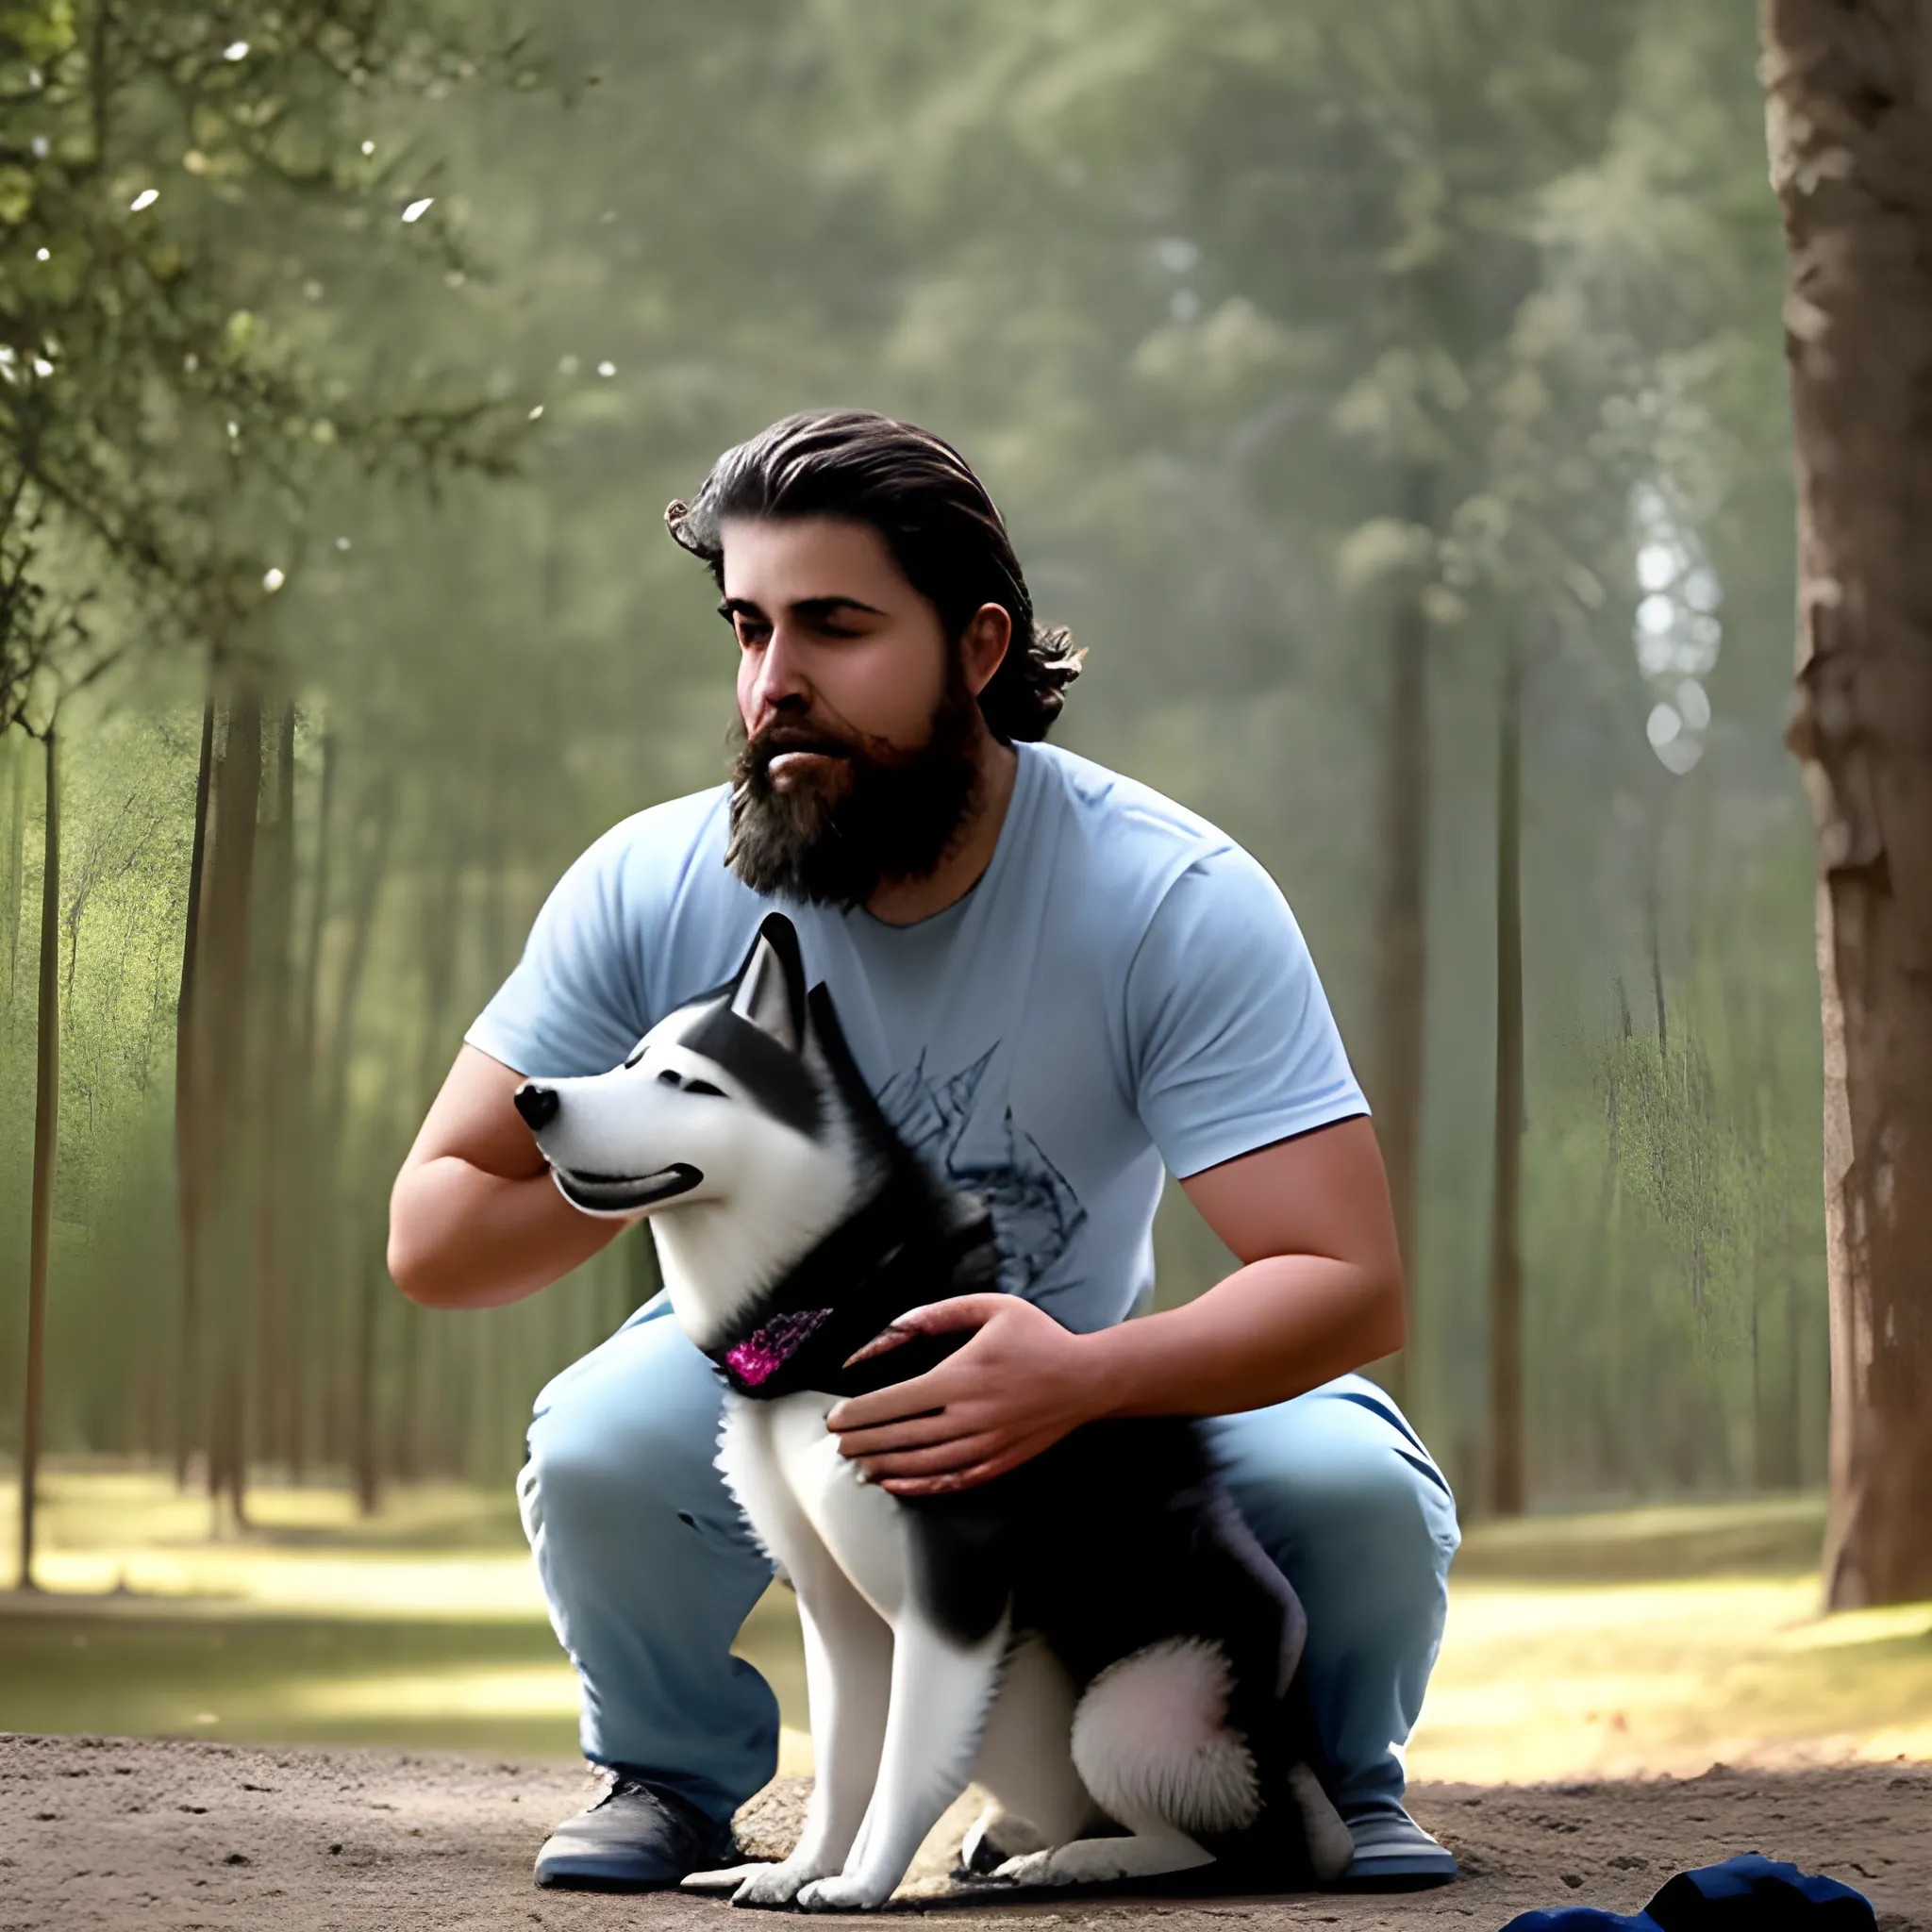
[552, 1164, 703, 1215]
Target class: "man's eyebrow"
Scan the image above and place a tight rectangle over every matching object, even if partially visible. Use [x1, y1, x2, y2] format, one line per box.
[717, 594, 889, 623]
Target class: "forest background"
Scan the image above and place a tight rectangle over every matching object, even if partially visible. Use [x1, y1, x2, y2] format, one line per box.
[0, 0, 1820, 1535]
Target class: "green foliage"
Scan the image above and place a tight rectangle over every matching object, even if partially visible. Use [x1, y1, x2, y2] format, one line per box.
[0, 0, 529, 732]
[1, 0, 1824, 1512]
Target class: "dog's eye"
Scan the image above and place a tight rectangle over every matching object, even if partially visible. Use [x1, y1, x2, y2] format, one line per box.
[685, 1080, 725, 1099]
[656, 1069, 681, 1087]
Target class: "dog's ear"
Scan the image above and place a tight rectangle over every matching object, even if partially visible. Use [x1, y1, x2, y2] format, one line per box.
[729, 913, 807, 1053]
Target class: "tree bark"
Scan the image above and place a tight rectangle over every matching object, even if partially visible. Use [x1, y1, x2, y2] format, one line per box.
[196, 694, 263, 1528]
[17, 728, 59, 1590]
[174, 689, 217, 1486]
[1762, 1, 1932, 1607]
[252, 704, 299, 1476]
[1488, 644, 1525, 1518]
[1369, 464, 1435, 1405]
[4, 730, 24, 1011]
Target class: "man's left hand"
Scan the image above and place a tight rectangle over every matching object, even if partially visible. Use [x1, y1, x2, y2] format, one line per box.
[825, 1294, 1102, 1495]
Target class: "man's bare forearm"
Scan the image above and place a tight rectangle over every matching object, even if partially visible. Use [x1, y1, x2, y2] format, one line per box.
[388, 1157, 624, 1309]
[1080, 1254, 1405, 1421]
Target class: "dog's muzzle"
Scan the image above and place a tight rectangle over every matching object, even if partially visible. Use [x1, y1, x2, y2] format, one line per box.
[552, 1164, 704, 1215]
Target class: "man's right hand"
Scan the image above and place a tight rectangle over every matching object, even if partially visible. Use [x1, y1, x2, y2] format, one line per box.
[387, 1044, 629, 1308]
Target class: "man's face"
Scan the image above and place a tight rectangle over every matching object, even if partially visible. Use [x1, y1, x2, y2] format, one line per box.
[718, 515, 983, 908]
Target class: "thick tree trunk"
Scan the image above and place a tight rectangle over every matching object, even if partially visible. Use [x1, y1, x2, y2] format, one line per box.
[1762, 2, 1932, 1607]
[1369, 464, 1435, 1405]
[1488, 647, 1525, 1518]
[17, 729, 59, 1590]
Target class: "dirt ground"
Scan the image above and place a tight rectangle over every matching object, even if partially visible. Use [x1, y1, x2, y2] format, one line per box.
[2, 1735, 1924, 1931]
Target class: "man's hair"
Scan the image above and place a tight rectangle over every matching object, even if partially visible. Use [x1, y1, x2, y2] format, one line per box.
[665, 409, 1082, 744]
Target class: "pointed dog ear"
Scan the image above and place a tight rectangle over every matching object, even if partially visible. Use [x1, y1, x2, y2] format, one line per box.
[729, 913, 807, 1053]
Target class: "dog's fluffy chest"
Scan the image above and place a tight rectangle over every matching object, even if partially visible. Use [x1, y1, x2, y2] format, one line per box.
[716, 1391, 910, 1621]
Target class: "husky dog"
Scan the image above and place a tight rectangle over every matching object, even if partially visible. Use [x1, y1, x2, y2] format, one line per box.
[512, 913, 1354, 1910]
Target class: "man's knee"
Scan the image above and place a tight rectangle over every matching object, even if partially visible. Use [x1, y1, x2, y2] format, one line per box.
[1221, 1392, 1461, 1605]
[520, 1327, 737, 1554]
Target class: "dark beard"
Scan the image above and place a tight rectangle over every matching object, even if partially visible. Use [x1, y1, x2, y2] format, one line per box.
[724, 688, 983, 910]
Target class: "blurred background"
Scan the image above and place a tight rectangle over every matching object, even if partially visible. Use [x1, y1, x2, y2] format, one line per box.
[7, 0, 1913, 1783]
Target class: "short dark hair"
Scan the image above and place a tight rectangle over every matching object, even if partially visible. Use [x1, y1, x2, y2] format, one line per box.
[666, 409, 1081, 744]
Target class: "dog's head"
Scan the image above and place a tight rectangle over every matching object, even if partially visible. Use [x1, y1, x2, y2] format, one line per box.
[513, 913, 887, 1345]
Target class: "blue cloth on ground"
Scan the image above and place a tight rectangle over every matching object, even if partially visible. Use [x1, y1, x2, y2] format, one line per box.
[1502, 1854, 1875, 1931]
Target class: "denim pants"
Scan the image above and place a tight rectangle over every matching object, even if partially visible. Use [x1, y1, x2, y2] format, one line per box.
[517, 1296, 1461, 1831]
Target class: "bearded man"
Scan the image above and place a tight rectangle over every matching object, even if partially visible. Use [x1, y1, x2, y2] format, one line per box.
[388, 409, 1461, 1894]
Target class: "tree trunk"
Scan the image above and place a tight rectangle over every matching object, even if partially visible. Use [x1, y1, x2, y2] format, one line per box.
[17, 729, 59, 1591]
[4, 730, 24, 1012]
[196, 694, 263, 1528]
[174, 690, 217, 1489]
[315, 775, 395, 1493]
[1762, 1, 1932, 1608]
[286, 725, 336, 1482]
[353, 1238, 384, 1517]
[1488, 645, 1525, 1517]
[1369, 464, 1435, 1405]
[252, 704, 299, 1477]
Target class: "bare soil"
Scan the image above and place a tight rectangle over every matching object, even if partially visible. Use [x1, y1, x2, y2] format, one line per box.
[1, 1734, 1924, 1930]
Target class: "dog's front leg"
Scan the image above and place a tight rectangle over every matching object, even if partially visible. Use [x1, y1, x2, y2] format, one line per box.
[795, 1607, 1010, 1912]
[683, 1561, 891, 1908]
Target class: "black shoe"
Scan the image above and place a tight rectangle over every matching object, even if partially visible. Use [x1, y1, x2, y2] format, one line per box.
[534, 1769, 736, 1890]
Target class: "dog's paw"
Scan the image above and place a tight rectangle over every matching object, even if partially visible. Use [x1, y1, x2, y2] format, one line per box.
[991, 1850, 1067, 1887]
[681, 1863, 770, 1895]
[960, 1804, 1048, 1875]
[729, 1861, 828, 1908]
[796, 1874, 892, 1911]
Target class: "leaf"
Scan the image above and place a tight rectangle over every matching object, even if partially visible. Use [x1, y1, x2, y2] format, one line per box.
[0, 164, 35, 226]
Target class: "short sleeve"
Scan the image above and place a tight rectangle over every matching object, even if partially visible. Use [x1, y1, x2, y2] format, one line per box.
[1124, 848, 1367, 1178]
[465, 820, 654, 1078]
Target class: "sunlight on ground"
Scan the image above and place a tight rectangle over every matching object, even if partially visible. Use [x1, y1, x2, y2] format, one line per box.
[3, 1466, 1928, 1784]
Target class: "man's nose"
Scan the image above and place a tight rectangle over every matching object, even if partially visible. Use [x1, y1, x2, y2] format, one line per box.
[747, 625, 813, 717]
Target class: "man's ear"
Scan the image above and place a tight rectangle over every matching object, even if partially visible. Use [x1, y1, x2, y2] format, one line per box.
[729, 912, 807, 1051]
[960, 603, 1012, 699]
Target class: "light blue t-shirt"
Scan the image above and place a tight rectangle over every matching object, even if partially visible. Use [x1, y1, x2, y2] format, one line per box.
[468, 742, 1366, 1334]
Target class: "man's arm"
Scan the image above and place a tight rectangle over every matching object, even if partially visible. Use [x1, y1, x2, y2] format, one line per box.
[825, 1115, 1404, 1494]
[388, 1044, 627, 1309]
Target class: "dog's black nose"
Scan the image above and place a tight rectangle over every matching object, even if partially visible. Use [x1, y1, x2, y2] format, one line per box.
[513, 1082, 559, 1131]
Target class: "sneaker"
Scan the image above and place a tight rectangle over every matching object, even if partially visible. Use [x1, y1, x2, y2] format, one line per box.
[534, 1769, 736, 1890]
[1339, 1807, 1457, 1889]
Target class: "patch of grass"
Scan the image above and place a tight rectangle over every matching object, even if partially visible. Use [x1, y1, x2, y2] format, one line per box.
[1452, 1493, 1827, 1583]
[2, 1464, 1927, 1786]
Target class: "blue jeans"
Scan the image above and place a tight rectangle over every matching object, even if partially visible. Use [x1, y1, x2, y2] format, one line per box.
[518, 1296, 1460, 1831]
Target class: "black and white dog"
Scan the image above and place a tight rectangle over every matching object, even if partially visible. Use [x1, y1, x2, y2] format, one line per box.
[513, 914, 1353, 1910]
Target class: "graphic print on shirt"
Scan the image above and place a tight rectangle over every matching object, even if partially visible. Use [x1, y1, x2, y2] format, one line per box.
[876, 1046, 1087, 1299]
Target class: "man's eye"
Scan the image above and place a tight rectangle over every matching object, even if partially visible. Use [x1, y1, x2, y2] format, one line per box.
[734, 622, 770, 648]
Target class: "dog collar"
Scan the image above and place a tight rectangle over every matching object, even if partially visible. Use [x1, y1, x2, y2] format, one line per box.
[707, 1165, 999, 1401]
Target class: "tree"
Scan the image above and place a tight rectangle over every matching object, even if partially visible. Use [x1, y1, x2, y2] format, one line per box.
[2, 0, 527, 1558]
[1761, 2, 1932, 1608]
[15, 724, 55, 1588]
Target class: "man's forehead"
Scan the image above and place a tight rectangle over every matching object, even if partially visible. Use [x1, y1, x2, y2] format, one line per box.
[718, 514, 904, 602]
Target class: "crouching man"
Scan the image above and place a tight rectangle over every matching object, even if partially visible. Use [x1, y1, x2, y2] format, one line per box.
[388, 410, 1461, 1891]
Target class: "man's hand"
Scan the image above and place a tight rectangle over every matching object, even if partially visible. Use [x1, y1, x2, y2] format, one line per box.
[824, 1120, 1406, 1495]
[825, 1295, 1102, 1496]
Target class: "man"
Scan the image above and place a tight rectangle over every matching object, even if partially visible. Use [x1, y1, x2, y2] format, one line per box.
[389, 409, 1461, 1893]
